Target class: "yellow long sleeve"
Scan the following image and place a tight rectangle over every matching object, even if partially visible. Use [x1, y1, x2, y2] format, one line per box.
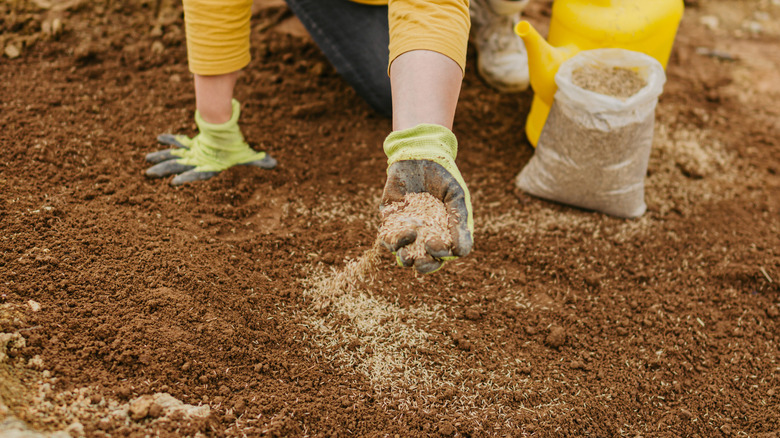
[182, 0, 470, 76]
[389, 0, 470, 74]
[183, 0, 253, 75]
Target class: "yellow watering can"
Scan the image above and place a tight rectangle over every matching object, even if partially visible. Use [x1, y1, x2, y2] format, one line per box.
[516, 0, 685, 147]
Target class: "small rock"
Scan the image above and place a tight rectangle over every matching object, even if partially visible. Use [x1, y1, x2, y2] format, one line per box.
[438, 421, 457, 436]
[4, 43, 20, 59]
[169, 74, 182, 83]
[584, 273, 601, 288]
[290, 101, 328, 118]
[150, 25, 163, 38]
[97, 417, 113, 431]
[27, 300, 42, 312]
[65, 421, 85, 437]
[129, 395, 154, 421]
[151, 41, 165, 55]
[52, 18, 63, 37]
[454, 337, 472, 351]
[310, 62, 326, 76]
[464, 307, 481, 321]
[90, 393, 103, 405]
[546, 326, 566, 349]
[27, 355, 45, 370]
[148, 401, 164, 418]
[767, 305, 779, 319]
[742, 20, 763, 35]
[699, 15, 719, 30]
[116, 386, 131, 400]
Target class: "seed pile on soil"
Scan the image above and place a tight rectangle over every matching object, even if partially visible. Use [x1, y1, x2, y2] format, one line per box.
[378, 192, 452, 260]
[572, 65, 647, 98]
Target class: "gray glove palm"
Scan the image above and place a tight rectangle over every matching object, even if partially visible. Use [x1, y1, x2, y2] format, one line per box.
[145, 99, 276, 185]
[380, 124, 474, 274]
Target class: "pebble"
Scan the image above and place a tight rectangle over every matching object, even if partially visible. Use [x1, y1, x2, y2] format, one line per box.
[546, 326, 566, 349]
[128, 395, 153, 420]
[148, 401, 164, 418]
[97, 417, 113, 431]
[151, 41, 165, 55]
[4, 43, 20, 59]
[464, 307, 481, 321]
[742, 20, 763, 34]
[699, 15, 719, 30]
[65, 421, 85, 437]
[27, 300, 42, 312]
[438, 422, 457, 436]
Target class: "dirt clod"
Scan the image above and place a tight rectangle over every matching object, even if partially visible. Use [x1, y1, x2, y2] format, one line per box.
[464, 307, 481, 321]
[546, 326, 567, 349]
[128, 395, 153, 420]
[439, 422, 457, 436]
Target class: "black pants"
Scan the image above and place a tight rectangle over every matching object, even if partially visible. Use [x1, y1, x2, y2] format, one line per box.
[285, 0, 392, 117]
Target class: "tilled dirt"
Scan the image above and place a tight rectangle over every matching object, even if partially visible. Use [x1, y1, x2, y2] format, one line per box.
[1, 0, 779, 437]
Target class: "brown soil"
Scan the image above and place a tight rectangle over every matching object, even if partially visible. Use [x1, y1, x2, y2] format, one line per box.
[1, 0, 778, 437]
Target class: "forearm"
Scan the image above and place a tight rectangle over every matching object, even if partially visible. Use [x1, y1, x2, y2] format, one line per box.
[387, 0, 469, 130]
[193, 72, 239, 124]
[390, 50, 462, 131]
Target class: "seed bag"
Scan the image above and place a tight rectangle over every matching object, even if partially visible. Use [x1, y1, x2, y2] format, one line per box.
[516, 48, 666, 218]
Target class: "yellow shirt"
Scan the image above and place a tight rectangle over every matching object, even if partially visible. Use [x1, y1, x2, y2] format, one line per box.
[183, 0, 469, 76]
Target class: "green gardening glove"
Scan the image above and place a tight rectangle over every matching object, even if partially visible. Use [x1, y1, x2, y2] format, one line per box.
[145, 99, 276, 185]
[380, 124, 474, 274]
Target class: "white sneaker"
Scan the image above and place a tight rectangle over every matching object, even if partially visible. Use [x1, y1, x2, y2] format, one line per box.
[470, 0, 530, 92]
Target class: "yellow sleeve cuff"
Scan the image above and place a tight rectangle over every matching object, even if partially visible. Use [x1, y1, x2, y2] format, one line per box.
[388, 0, 470, 75]
[183, 0, 253, 75]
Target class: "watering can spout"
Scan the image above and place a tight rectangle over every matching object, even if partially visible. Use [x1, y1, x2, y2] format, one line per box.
[514, 21, 577, 106]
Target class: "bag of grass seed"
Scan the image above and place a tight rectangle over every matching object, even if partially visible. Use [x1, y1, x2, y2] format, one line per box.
[516, 48, 666, 218]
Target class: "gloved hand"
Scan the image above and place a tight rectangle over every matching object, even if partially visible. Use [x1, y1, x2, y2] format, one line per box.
[380, 124, 474, 274]
[145, 99, 276, 185]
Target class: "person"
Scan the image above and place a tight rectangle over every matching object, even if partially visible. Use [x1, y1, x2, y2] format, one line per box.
[145, 0, 531, 274]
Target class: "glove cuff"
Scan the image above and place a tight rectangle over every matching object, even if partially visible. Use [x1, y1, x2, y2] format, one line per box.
[194, 99, 246, 151]
[383, 124, 474, 240]
[383, 124, 458, 168]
